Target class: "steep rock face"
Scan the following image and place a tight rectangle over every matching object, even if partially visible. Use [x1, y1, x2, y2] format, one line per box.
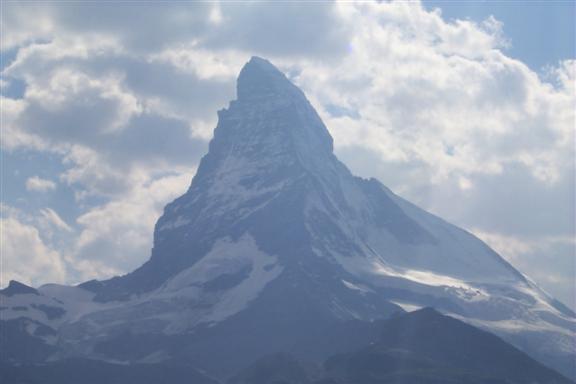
[92, 57, 340, 299]
[2, 57, 574, 379]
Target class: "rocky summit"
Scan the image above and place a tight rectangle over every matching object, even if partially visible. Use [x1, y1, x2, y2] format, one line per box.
[1, 57, 574, 382]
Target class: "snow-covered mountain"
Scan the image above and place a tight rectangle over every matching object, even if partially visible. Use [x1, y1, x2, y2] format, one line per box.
[1, 57, 574, 380]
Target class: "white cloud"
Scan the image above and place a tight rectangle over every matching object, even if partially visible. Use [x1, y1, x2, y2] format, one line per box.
[14, 65, 142, 138]
[293, 6, 573, 190]
[3, 42, 211, 197]
[472, 230, 537, 260]
[39, 208, 72, 233]
[0, 2, 55, 51]
[1, 96, 45, 150]
[0, 2, 213, 54]
[70, 172, 192, 281]
[0, 215, 66, 287]
[473, 229, 576, 309]
[1, 203, 72, 242]
[149, 45, 245, 81]
[25, 176, 57, 192]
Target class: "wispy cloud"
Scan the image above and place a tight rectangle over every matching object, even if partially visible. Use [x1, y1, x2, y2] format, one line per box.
[25, 176, 57, 192]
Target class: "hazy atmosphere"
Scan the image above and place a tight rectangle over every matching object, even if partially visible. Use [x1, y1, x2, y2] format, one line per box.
[1, 0, 574, 313]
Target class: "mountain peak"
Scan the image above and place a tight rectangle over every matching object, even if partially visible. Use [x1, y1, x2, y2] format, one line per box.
[1, 280, 39, 297]
[198, 57, 334, 180]
[244, 56, 281, 75]
[237, 56, 300, 101]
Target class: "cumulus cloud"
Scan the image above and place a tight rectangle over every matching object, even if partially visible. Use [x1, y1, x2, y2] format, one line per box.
[204, 2, 351, 58]
[294, 10, 573, 189]
[70, 172, 192, 281]
[3, 40, 212, 197]
[0, 2, 55, 51]
[0, 212, 66, 287]
[0, 1, 212, 53]
[0, 97, 43, 150]
[0, 0, 573, 307]
[25, 176, 56, 192]
[1, 1, 350, 58]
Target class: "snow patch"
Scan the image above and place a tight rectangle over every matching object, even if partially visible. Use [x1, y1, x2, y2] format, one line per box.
[158, 215, 191, 231]
[371, 261, 474, 290]
[156, 234, 283, 330]
[341, 280, 372, 294]
[391, 301, 423, 312]
[1, 292, 64, 324]
[201, 235, 283, 323]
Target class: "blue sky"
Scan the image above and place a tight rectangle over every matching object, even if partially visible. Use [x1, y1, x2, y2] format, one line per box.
[1, 1, 574, 309]
[423, 0, 575, 71]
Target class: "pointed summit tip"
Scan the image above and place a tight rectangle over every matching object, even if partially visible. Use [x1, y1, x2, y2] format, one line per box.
[237, 56, 299, 100]
[245, 56, 280, 72]
[1, 280, 39, 296]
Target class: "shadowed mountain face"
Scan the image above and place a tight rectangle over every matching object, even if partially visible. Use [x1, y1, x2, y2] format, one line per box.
[1, 281, 39, 297]
[228, 353, 318, 384]
[0, 359, 218, 384]
[2, 309, 572, 384]
[1, 57, 574, 380]
[228, 309, 573, 384]
[324, 308, 573, 384]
